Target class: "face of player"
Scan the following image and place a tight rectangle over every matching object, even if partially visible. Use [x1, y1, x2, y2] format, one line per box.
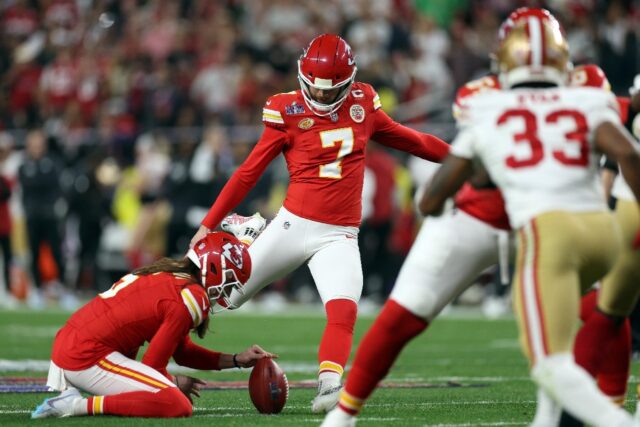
[309, 86, 341, 105]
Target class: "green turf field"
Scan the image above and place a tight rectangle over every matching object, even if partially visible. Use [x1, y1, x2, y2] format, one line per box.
[0, 307, 636, 426]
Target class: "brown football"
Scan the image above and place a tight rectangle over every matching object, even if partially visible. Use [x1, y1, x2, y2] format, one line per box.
[248, 358, 289, 414]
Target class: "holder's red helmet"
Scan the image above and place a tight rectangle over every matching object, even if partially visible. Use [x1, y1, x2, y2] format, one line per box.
[298, 34, 357, 116]
[570, 64, 611, 91]
[187, 232, 251, 310]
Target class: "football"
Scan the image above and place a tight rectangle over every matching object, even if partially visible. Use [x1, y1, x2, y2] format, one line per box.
[248, 358, 289, 414]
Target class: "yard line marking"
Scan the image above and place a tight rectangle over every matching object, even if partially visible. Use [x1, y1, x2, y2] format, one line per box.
[428, 423, 523, 426]
[0, 359, 321, 374]
[0, 325, 60, 338]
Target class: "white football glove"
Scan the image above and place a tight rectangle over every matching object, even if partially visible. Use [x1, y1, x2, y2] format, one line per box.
[220, 212, 267, 246]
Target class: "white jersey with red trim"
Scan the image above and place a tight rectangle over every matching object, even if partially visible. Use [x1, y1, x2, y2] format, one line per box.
[452, 87, 619, 228]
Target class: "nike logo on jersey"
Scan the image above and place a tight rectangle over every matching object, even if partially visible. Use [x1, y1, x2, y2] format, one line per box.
[266, 100, 271, 105]
[348, 57, 355, 66]
[202, 298, 208, 312]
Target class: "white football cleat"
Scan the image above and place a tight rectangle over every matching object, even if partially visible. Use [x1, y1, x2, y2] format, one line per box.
[321, 407, 356, 427]
[312, 383, 342, 413]
[220, 212, 267, 245]
[31, 388, 82, 419]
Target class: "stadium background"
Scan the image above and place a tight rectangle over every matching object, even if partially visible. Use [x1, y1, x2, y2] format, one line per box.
[0, 0, 637, 311]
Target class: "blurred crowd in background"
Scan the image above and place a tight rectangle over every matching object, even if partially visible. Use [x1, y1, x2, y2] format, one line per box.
[0, 0, 638, 311]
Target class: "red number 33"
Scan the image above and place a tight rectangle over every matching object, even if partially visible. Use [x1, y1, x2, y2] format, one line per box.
[498, 109, 589, 168]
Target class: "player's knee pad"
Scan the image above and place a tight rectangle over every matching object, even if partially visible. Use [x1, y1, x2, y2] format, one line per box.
[325, 299, 357, 331]
[159, 387, 192, 417]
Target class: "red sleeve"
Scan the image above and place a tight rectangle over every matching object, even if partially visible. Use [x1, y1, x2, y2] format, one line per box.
[617, 96, 630, 124]
[371, 109, 450, 162]
[201, 126, 288, 229]
[141, 301, 193, 379]
[172, 335, 223, 371]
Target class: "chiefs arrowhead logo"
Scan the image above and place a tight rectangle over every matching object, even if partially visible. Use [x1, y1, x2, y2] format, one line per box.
[222, 242, 244, 270]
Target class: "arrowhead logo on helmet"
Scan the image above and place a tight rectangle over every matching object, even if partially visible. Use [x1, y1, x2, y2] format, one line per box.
[187, 232, 252, 311]
[222, 242, 244, 270]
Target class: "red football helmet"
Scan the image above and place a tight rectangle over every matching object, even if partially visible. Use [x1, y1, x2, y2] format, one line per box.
[298, 34, 357, 116]
[187, 232, 251, 310]
[570, 64, 611, 91]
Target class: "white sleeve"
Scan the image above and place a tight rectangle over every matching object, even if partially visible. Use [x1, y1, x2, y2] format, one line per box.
[450, 127, 477, 159]
[588, 92, 622, 129]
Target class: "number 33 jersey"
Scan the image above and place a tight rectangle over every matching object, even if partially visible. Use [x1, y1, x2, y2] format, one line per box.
[452, 87, 620, 228]
[202, 82, 449, 229]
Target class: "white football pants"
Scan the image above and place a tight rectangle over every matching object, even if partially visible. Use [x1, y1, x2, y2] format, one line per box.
[46, 352, 175, 395]
[228, 207, 363, 306]
[390, 208, 511, 321]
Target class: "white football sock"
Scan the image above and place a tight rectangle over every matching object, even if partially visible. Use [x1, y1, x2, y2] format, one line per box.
[531, 353, 632, 427]
[73, 398, 88, 416]
[530, 388, 560, 427]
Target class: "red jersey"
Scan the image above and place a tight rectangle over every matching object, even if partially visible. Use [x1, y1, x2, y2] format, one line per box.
[51, 272, 221, 379]
[0, 176, 12, 236]
[365, 148, 397, 225]
[202, 82, 449, 228]
[454, 183, 510, 230]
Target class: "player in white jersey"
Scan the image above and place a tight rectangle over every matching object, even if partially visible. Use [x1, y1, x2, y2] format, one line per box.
[571, 74, 640, 423]
[416, 11, 640, 427]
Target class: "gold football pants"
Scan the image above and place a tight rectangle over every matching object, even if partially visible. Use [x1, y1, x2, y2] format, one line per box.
[512, 210, 622, 365]
[598, 200, 640, 317]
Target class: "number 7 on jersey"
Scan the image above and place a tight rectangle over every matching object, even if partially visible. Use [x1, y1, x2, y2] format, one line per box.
[319, 128, 354, 179]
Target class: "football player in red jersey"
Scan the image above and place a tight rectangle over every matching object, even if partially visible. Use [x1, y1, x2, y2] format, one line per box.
[31, 232, 275, 419]
[190, 33, 450, 412]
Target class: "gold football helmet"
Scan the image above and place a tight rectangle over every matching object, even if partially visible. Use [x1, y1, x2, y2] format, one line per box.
[495, 8, 569, 89]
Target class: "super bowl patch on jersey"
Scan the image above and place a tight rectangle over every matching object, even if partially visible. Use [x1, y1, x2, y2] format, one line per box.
[285, 103, 305, 115]
[350, 104, 365, 123]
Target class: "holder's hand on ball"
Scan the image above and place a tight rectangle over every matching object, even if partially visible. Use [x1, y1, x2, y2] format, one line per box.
[235, 344, 278, 368]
